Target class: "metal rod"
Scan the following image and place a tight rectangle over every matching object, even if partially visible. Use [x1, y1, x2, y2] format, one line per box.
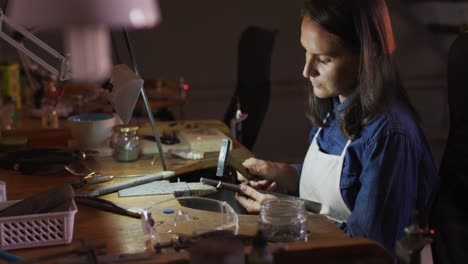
[0, 10, 71, 80]
[122, 29, 167, 171]
[1, 12, 66, 59]
[0, 32, 59, 76]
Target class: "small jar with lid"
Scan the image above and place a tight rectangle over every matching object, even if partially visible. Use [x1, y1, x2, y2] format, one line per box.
[112, 124, 141, 162]
[258, 199, 308, 242]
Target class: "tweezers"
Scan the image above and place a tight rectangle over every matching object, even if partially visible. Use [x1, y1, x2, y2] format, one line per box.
[74, 196, 141, 219]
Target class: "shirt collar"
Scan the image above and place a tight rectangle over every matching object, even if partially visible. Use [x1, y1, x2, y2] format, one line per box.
[333, 94, 354, 114]
[333, 85, 360, 114]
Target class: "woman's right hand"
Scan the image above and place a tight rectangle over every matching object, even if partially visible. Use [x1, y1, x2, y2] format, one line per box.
[237, 158, 278, 191]
[241, 157, 275, 179]
[238, 157, 300, 195]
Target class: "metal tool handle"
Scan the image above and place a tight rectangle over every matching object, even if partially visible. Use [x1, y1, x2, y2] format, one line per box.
[79, 171, 175, 197]
[200, 177, 322, 214]
[216, 139, 231, 177]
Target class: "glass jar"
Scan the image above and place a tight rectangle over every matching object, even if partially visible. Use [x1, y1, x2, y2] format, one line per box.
[258, 198, 308, 242]
[0, 180, 6, 202]
[112, 124, 141, 162]
[41, 103, 59, 128]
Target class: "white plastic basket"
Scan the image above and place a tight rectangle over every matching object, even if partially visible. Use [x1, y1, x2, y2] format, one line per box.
[0, 200, 77, 250]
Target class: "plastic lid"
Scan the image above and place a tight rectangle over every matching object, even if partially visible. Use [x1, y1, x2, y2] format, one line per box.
[113, 124, 139, 133]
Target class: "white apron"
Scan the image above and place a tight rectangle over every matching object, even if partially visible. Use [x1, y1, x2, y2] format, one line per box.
[299, 128, 352, 223]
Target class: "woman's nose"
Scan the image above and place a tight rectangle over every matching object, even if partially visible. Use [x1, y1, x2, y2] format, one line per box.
[303, 60, 319, 78]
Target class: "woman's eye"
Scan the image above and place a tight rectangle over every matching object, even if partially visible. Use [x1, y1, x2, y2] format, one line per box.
[318, 57, 331, 64]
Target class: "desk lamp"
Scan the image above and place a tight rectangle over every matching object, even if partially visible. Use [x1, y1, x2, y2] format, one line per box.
[8, 0, 160, 83]
[5, 0, 168, 170]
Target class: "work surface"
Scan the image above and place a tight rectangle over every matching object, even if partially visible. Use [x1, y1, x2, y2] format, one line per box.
[0, 120, 391, 263]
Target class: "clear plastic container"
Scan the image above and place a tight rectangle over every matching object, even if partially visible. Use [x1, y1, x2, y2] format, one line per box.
[112, 124, 141, 162]
[258, 198, 308, 242]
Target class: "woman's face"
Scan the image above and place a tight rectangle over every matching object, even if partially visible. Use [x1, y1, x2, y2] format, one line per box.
[301, 16, 360, 102]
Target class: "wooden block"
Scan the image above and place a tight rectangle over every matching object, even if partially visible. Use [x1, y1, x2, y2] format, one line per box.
[179, 127, 231, 153]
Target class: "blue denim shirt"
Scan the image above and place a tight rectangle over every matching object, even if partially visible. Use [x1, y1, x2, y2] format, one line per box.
[294, 97, 439, 254]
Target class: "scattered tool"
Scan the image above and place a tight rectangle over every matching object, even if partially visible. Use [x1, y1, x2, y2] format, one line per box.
[74, 196, 141, 219]
[71, 175, 114, 189]
[0, 148, 98, 174]
[76, 171, 175, 197]
[216, 139, 231, 177]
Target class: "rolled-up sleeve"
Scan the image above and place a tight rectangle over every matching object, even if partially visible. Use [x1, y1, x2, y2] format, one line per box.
[290, 163, 303, 180]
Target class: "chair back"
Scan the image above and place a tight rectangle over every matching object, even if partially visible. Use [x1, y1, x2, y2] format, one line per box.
[430, 32, 468, 264]
[223, 26, 277, 150]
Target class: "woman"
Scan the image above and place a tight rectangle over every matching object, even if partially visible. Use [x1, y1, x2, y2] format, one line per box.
[235, 0, 439, 254]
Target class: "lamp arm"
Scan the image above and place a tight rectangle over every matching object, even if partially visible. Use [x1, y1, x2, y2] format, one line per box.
[0, 9, 71, 81]
[122, 29, 168, 171]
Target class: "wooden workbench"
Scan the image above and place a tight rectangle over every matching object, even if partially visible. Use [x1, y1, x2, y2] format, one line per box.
[0, 120, 392, 263]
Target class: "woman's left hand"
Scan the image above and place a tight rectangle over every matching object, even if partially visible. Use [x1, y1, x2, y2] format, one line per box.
[234, 184, 276, 213]
[248, 180, 277, 192]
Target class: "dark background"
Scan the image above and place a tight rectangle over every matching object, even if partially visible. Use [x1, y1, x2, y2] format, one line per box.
[1, 0, 464, 166]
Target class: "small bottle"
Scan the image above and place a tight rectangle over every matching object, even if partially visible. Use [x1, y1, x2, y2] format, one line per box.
[247, 230, 274, 264]
[0, 180, 6, 202]
[40, 79, 59, 128]
[396, 210, 435, 264]
[178, 77, 188, 101]
[230, 97, 247, 143]
[178, 77, 188, 120]
[0, 97, 17, 130]
[112, 124, 141, 162]
[41, 102, 59, 128]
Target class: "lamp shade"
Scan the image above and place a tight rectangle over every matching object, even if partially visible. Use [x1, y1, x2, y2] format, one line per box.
[7, 0, 161, 83]
[8, 0, 161, 29]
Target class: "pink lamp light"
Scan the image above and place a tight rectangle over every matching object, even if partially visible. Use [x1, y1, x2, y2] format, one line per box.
[8, 0, 162, 83]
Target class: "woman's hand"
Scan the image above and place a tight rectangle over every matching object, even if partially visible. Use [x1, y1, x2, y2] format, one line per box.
[242, 158, 275, 179]
[234, 184, 277, 213]
[237, 157, 300, 194]
[237, 157, 277, 183]
[237, 157, 278, 192]
[248, 179, 277, 192]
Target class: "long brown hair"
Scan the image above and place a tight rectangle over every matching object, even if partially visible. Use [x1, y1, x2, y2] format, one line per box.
[302, 0, 417, 139]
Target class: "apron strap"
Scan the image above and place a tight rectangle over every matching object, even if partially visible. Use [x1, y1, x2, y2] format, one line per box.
[314, 127, 352, 158]
[341, 139, 352, 157]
